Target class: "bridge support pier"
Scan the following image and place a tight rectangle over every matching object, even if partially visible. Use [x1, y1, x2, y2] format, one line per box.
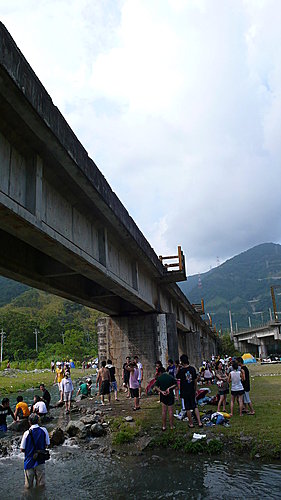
[258, 340, 268, 359]
[97, 313, 178, 387]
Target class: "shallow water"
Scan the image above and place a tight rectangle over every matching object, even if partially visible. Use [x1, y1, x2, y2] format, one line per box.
[1, 379, 281, 499]
[0, 445, 281, 499]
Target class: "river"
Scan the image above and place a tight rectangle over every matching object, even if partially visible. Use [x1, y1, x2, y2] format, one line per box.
[1, 381, 281, 499]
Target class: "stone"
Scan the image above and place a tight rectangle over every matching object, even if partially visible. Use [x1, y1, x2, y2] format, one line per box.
[125, 416, 133, 422]
[66, 420, 88, 438]
[50, 427, 65, 447]
[8, 419, 29, 432]
[80, 415, 99, 426]
[90, 423, 106, 437]
[95, 410, 102, 416]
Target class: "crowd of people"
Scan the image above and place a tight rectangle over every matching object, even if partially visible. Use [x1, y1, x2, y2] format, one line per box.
[0, 352, 256, 491]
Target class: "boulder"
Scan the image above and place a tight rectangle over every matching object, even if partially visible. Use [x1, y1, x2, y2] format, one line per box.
[80, 415, 99, 426]
[50, 427, 65, 447]
[8, 419, 29, 432]
[66, 420, 88, 439]
[90, 423, 106, 437]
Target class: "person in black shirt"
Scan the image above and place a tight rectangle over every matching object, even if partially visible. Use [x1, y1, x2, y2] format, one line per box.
[237, 357, 255, 415]
[106, 359, 119, 401]
[177, 354, 203, 428]
[122, 356, 131, 398]
[0, 397, 16, 432]
[39, 384, 51, 411]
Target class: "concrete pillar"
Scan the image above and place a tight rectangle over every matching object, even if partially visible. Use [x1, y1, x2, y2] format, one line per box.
[258, 340, 268, 359]
[177, 330, 204, 369]
[97, 312, 178, 387]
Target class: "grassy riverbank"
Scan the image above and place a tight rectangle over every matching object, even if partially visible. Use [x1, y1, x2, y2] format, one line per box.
[109, 363, 281, 460]
[0, 368, 87, 396]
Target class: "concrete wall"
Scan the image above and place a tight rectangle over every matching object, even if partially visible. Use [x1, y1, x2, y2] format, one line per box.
[97, 313, 178, 387]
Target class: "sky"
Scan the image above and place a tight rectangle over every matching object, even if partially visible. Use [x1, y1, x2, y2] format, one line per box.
[1, 0, 281, 275]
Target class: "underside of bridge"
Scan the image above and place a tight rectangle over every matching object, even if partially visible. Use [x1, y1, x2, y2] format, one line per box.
[0, 22, 217, 378]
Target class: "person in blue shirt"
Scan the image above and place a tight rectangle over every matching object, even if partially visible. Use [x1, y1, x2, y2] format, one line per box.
[20, 413, 50, 489]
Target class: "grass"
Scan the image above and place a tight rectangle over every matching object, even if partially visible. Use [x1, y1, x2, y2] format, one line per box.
[109, 363, 281, 459]
[0, 368, 87, 396]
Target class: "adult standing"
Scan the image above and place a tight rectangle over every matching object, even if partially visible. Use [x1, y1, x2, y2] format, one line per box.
[215, 360, 229, 412]
[237, 357, 255, 415]
[122, 356, 131, 397]
[61, 372, 74, 414]
[54, 362, 64, 403]
[228, 360, 245, 417]
[50, 360, 55, 373]
[106, 359, 119, 401]
[20, 413, 50, 490]
[155, 367, 177, 431]
[134, 356, 143, 398]
[203, 361, 213, 385]
[126, 361, 141, 411]
[177, 354, 203, 428]
[96, 361, 111, 405]
[0, 398, 15, 432]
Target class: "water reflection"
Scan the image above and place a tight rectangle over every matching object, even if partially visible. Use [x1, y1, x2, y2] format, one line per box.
[1, 447, 281, 500]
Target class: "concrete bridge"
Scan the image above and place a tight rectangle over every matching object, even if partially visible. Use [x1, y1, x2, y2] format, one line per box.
[233, 323, 281, 358]
[0, 23, 217, 383]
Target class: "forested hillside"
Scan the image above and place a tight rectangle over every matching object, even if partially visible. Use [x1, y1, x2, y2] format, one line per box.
[180, 243, 281, 331]
[0, 279, 101, 363]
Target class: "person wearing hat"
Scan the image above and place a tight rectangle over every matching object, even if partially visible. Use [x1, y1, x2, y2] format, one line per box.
[20, 413, 50, 489]
[54, 362, 64, 403]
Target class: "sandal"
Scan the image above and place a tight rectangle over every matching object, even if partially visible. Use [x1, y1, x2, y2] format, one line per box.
[162, 427, 166, 432]
[188, 424, 194, 428]
[198, 423, 203, 428]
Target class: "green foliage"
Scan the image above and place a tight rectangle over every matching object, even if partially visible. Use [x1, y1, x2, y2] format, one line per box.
[111, 418, 140, 445]
[218, 334, 241, 357]
[0, 287, 101, 361]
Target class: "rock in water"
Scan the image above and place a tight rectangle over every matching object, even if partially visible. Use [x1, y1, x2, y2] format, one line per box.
[80, 415, 99, 426]
[50, 427, 65, 446]
[66, 420, 88, 439]
[8, 419, 29, 432]
[90, 423, 106, 437]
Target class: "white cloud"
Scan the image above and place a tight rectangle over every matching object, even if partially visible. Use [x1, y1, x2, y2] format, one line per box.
[1, 0, 281, 274]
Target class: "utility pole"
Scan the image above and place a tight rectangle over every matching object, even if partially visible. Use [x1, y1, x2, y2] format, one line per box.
[34, 328, 39, 352]
[0, 328, 6, 363]
[62, 333, 65, 345]
[229, 310, 233, 339]
[248, 316, 252, 328]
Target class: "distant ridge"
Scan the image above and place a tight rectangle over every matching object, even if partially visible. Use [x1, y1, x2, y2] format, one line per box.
[179, 243, 281, 331]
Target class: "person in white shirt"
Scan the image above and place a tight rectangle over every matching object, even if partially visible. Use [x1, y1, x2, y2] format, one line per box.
[134, 356, 143, 398]
[61, 373, 74, 413]
[20, 413, 50, 489]
[32, 396, 47, 416]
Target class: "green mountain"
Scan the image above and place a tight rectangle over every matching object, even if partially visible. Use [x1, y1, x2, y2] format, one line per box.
[179, 243, 281, 332]
[0, 283, 101, 362]
[0, 276, 29, 306]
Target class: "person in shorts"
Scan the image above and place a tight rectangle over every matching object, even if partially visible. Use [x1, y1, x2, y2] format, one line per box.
[106, 359, 119, 401]
[122, 356, 131, 397]
[177, 354, 203, 428]
[215, 360, 229, 412]
[155, 367, 177, 430]
[61, 372, 74, 413]
[237, 357, 255, 415]
[54, 362, 64, 403]
[96, 361, 111, 405]
[134, 356, 143, 398]
[228, 360, 245, 417]
[126, 361, 141, 411]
